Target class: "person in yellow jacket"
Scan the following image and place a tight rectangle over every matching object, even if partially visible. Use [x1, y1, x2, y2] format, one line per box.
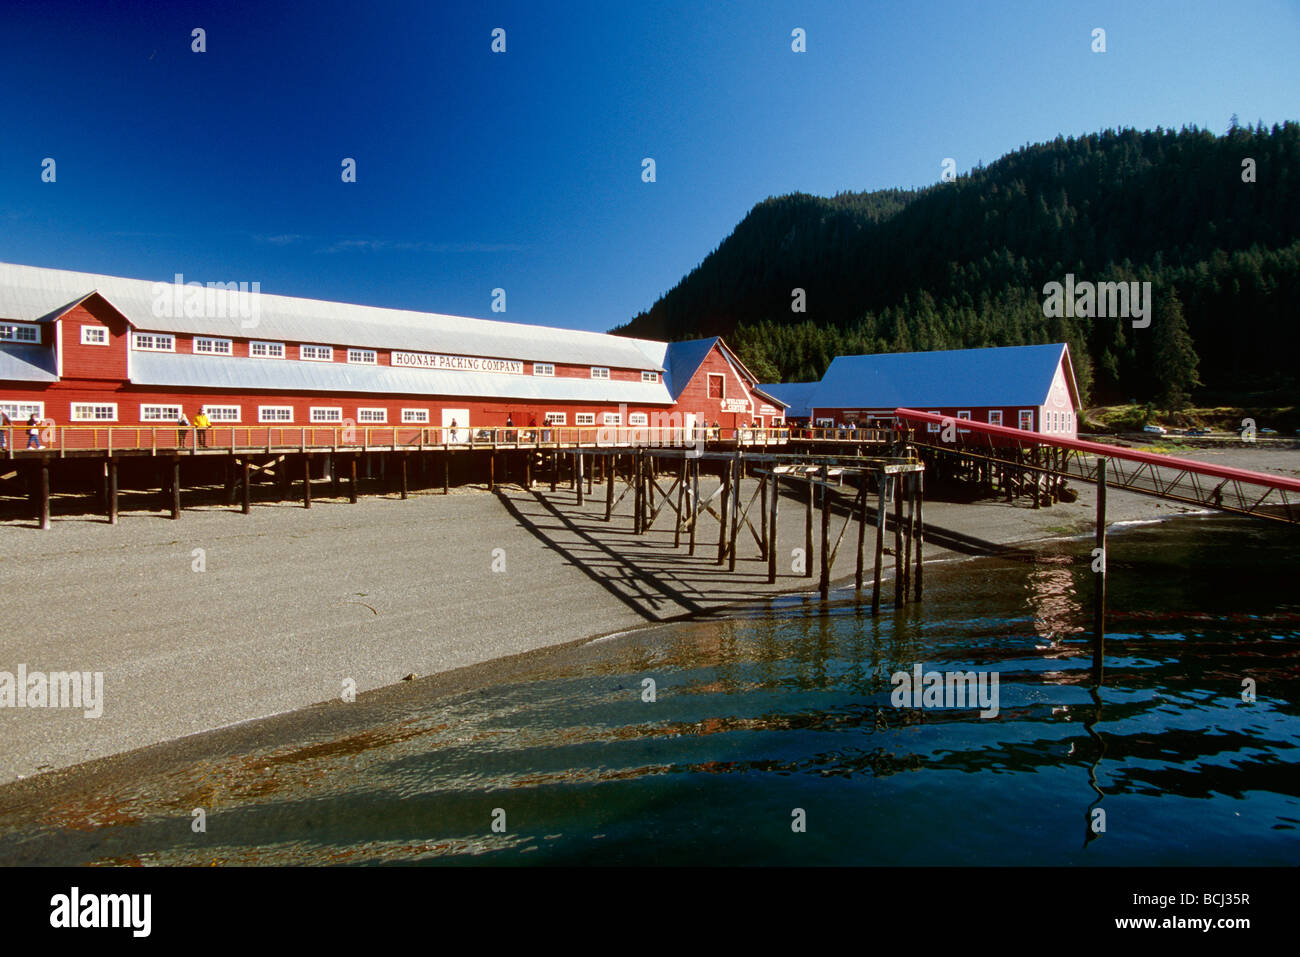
[193, 409, 211, 448]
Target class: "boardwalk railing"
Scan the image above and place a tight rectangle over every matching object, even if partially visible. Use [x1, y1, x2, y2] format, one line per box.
[1, 424, 829, 456]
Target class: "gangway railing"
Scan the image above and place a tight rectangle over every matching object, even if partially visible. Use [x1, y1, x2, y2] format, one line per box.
[895, 408, 1300, 525]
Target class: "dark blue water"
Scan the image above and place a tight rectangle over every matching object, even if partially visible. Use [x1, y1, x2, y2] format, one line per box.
[0, 515, 1296, 865]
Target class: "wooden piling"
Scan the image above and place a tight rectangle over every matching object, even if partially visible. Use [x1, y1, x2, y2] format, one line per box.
[688, 458, 698, 555]
[576, 452, 584, 506]
[728, 455, 740, 572]
[855, 477, 867, 592]
[767, 471, 778, 584]
[242, 459, 251, 514]
[1094, 458, 1107, 682]
[304, 455, 313, 508]
[804, 475, 814, 578]
[759, 469, 768, 561]
[171, 459, 181, 520]
[717, 457, 730, 564]
[107, 458, 118, 525]
[349, 456, 358, 503]
[914, 471, 924, 601]
[893, 474, 904, 607]
[38, 460, 50, 530]
[818, 483, 830, 599]
[400, 454, 408, 499]
[444, 454, 450, 495]
[674, 458, 686, 548]
[872, 477, 886, 615]
[605, 455, 615, 521]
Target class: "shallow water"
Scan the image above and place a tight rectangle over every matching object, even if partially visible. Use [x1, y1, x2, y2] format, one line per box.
[1, 514, 1297, 865]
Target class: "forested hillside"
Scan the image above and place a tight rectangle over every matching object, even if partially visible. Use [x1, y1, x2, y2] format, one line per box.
[613, 122, 1300, 406]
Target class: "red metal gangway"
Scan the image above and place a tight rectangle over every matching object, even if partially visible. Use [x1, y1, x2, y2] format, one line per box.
[894, 408, 1300, 525]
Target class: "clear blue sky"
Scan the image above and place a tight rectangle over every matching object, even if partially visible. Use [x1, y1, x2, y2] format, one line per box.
[1, 0, 1297, 333]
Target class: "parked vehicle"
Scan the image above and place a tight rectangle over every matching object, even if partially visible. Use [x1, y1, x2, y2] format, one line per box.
[1142, 424, 1167, 435]
[1185, 428, 1210, 436]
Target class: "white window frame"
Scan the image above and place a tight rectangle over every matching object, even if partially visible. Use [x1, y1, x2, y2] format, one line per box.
[194, 336, 233, 356]
[300, 344, 333, 362]
[347, 348, 377, 365]
[310, 407, 343, 424]
[926, 411, 941, 433]
[602, 412, 622, 425]
[533, 363, 555, 377]
[1019, 410, 1034, 431]
[641, 371, 659, 383]
[140, 404, 183, 422]
[815, 417, 834, 429]
[1, 323, 39, 343]
[132, 332, 175, 352]
[957, 410, 971, 433]
[202, 405, 241, 423]
[628, 412, 649, 426]
[71, 403, 118, 422]
[988, 410, 1003, 427]
[544, 412, 567, 425]
[259, 405, 294, 423]
[575, 413, 595, 426]
[590, 367, 610, 380]
[80, 325, 109, 346]
[401, 408, 429, 424]
[357, 407, 387, 424]
[250, 341, 286, 359]
[0, 400, 45, 421]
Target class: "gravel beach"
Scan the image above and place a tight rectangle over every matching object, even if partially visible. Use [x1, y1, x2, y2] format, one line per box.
[2, 444, 1296, 784]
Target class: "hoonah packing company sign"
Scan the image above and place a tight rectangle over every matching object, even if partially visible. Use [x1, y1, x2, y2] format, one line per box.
[392, 351, 524, 374]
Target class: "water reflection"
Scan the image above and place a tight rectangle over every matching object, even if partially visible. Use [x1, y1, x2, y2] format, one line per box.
[0, 517, 1296, 866]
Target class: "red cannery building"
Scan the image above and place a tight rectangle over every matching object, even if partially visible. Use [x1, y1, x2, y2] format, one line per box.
[0, 262, 690, 444]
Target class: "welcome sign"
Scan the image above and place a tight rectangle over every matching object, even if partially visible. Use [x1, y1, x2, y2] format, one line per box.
[392, 351, 524, 375]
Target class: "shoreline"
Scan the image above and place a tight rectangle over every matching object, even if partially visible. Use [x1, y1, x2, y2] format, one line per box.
[3, 447, 1296, 787]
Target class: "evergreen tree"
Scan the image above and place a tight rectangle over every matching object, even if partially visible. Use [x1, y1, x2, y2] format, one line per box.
[1152, 289, 1203, 408]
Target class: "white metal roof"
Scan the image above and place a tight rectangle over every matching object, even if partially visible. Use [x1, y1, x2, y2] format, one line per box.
[0, 345, 58, 382]
[0, 261, 664, 371]
[131, 352, 674, 404]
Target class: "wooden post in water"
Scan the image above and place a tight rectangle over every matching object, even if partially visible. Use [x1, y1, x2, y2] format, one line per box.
[674, 458, 686, 547]
[107, 459, 118, 525]
[759, 469, 768, 561]
[605, 455, 615, 521]
[872, 476, 887, 615]
[717, 458, 730, 564]
[767, 471, 779, 584]
[728, 455, 740, 572]
[818, 483, 831, 599]
[688, 458, 699, 555]
[855, 476, 867, 592]
[38, 460, 50, 530]
[914, 471, 924, 601]
[242, 459, 251, 514]
[902, 473, 916, 600]
[893, 474, 904, 607]
[804, 474, 814, 578]
[1094, 458, 1107, 683]
[576, 452, 585, 506]
[171, 459, 181, 519]
[304, 455, 313, 508]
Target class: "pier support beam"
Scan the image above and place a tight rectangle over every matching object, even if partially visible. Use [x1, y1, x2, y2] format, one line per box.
[818, 484, 830, 599]
[674, 459, 686, 548]
[304, 455, 312, 508]
[349, 456, 358, 503]
[400, 454, 408, 499]
[893, 475, 904, 608]
[1094, 458, 1108, 682]
[605, 455, 615, 521]
[804, 475, 814, 578]
[242, 459, 251, 514]
[38, 460, 50, 530]
[914, 472, 924, 601]
[107, 459, 118, 525]
[855, 477, 867, 592]
[171, 459, 181, 520]
[576, 452, 584, 506]
[729, 456, 740, 572]
[872, 477, 886, 615]
[688, 458, 698, 555]
[767, 472, 778, 584]
[717, 457, 730, 564]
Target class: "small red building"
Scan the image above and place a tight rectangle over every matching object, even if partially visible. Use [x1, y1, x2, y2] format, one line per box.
[806, 343, 1081, 438]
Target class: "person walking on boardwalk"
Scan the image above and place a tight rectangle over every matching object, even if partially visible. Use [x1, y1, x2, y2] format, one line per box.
[177, 409, 190, 449]
[26, 413, 43, 450]
[194, 409, 211, 448]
